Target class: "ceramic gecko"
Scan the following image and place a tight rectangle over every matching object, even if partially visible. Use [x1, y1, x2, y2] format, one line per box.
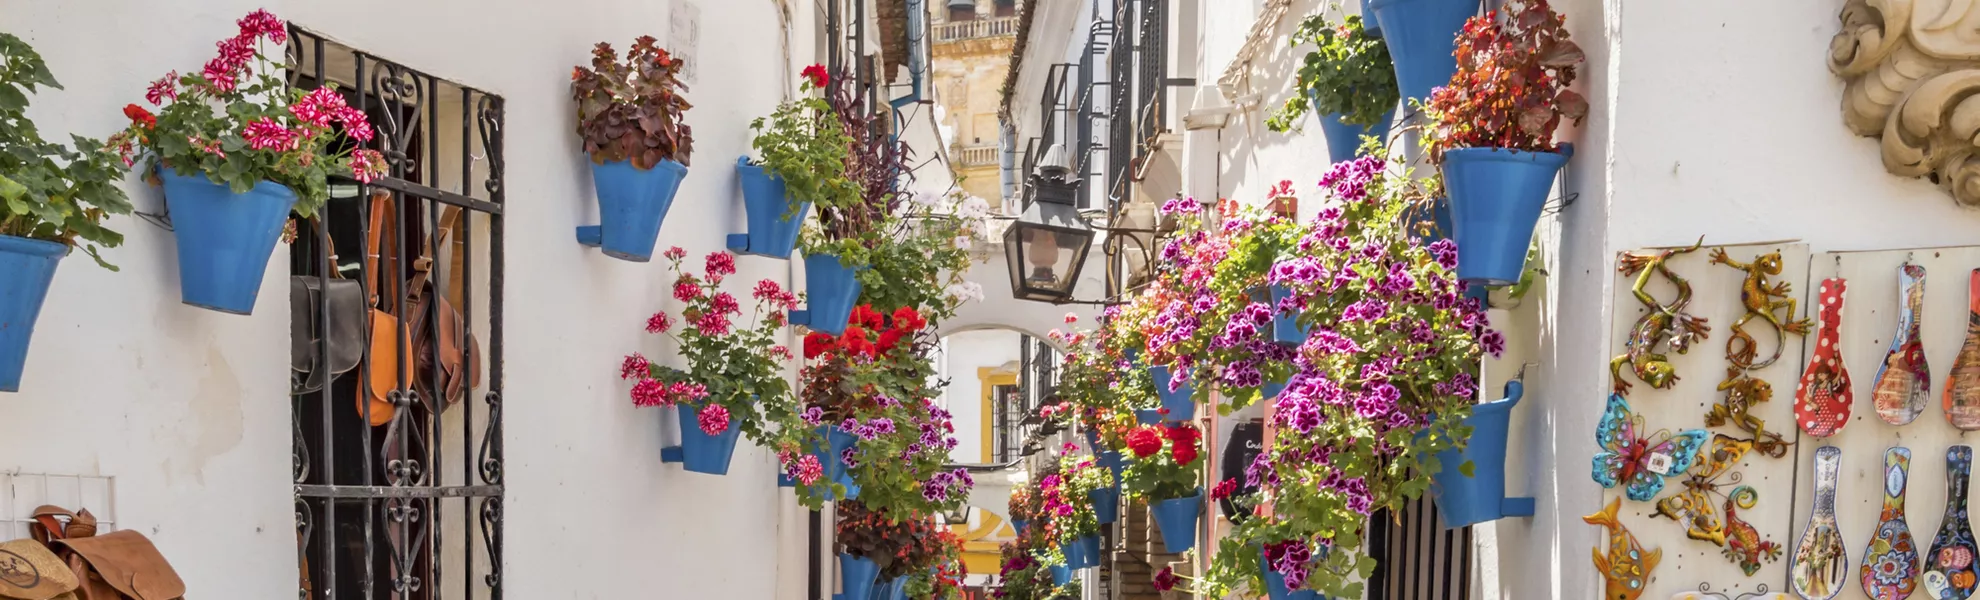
[1721, 488, 1783, 577]
[1612, 239, 1712, 395]
[1709, 248, 1812, 371]
[1590, 496, 1662, 600]
[1707, 368, 1791, 458]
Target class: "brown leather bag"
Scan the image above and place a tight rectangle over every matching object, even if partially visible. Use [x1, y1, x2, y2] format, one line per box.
[362, 191, 415, 426]
[29, 507, 184, 600]
[406, 206, 482, 407]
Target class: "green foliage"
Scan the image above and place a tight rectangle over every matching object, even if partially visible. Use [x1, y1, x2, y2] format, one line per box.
[633, 249, 801, 449]
[1119, 423, 1204, 502]
[0, 32, 132, 268]
[1423, 0, 1588, 161]
[1268, 14, 1398, 132]
[750, 93, 859, 227]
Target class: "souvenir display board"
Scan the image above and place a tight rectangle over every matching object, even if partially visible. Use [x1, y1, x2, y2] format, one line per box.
[1787, 247, 1980, 600]
[1604, 242, 1810, 598]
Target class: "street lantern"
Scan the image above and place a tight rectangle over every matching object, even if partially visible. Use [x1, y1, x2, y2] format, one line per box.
[1002, 144, 1093, 303]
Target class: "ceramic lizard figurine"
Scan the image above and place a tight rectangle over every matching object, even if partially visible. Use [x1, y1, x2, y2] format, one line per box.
[1709, 248, 1812, 371]
[1708, 369, 1791, 458]
[1612, 239, 1712, 395]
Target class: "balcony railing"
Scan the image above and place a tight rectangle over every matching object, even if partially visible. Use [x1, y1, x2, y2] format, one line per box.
[934, 16, 1020, 43]
[954, 144, 999, 167]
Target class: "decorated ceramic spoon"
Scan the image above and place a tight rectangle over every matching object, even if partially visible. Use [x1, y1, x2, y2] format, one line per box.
[1874, 264, 1930, 425]
[1947, 270, 1980, 431]
[1862, 448, 1920, 600]
[1796, 279, 1853, 437]
[1926, 446, 1980, 600]
[1792, 446, 1848, 600]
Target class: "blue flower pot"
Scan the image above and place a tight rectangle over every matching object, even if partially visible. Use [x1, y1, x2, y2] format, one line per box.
[1151, 492, 1203, 553]
[1406, 197, 1455, 246]
[158, 168, 297, 315]
[792, 253, 864, 335]
[660, 403, 743, 475]
[1431, 379, 1535, 528]
[0, 236, 65, 393]
[727, 158, 811, 259]
[839, 554, 880, 600]
[1369, 0, 1481, 103]
[870, 575, 906, 600]
[1442, 146, 1569, 286]
[1269, 285, 1309, 344]
[1134, 409, 1163, 425]
[1012, 519, 1029, 535]
[1049, 564, 1072, 585]
[1264, 379, 1287, 401]
[818, 425, 859, 497]
[1149, 365, 1196, 422]
[1090, 486, 1120, 525]
[576, 158, 687, 262]
[1363, 9, 1382, 35]
[1316, 109, 1396, 164]
[1062, 534, 1101, 569]
[1260, 548, 1326, 600]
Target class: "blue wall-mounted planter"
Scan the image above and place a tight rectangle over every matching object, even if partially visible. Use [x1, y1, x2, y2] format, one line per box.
[1407, 197, 1455, 246]
[576, 158, 687, 262]
[838, 554, 879, 600]
[1062, 534, 1101, 569]
[1012, 519, 1029, 535]
[1269, 285, 1309, 345]
[1369, 0, 1481, 103]
[791, 253, 864, 335]
[1259, 548, 1328, 600]
[1090, 486, 1120, 525]
[0, 235, 66, 392]
[1149, 365, 1196, 422]
[159, 168, 297, 315]
[660, 402, 744, 475]
[1431, 379, 1536, 528]
[1151, 492, 1202, 553]
[819, 425, 859, 495]
[1134, 409, 1163, 425]
[1442, 145, 1569, 286]
[870, 574, 906, 600]
[1316, 108, 1396, 165]
[1264, 379, 1287, 402]
[728, 158, 811, 259]
[1050, 564, 1072, 585]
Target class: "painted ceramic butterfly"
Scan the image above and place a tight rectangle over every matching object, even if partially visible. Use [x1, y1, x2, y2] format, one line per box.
[1596, 393, 1711, 502]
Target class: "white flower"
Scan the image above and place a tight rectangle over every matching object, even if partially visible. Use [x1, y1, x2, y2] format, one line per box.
[953, 235, 973, 251]
[912, 190, 946, 208]
[957, 196, 992, 220]
[945, 281, 986, 303]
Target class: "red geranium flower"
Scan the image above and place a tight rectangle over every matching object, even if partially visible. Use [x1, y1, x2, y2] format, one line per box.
[1211, 478, 1239, 500]
[123, 104, 156, 129]
[801, 64, 829, 88]
[1125, 426, 1163, 459]
[1153, 566, 1181, 591]
[892, 306, 927, 332]
[803, 331, 837, 359]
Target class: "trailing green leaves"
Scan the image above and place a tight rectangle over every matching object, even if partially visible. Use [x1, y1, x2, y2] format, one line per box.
[0, 32, 132, 269]
[1268, 14, 1399, 132]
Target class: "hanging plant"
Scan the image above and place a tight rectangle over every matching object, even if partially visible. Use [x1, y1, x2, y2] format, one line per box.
[898, 526, 966, 599]
[793, 304, 972, 512]
[621, 248, 803, 448]
[1186, 154, 1500, 599]
[0, 32, 133, 268]
[1121, 423, 1204, 502]
[1051, 314, 1159, 419]
[108, 10, 383, 217]
[1044, 451, 1105, 541]
[1422, 0, 1586, 162]
[751, 68, 859, 224]
[835, 501, 933, 585]
[572, 36, 694, 169]
[1268, 13, 1398, 132]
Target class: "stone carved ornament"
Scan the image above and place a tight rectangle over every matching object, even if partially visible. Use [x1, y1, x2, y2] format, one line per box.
[1831, 0, 1980, 206]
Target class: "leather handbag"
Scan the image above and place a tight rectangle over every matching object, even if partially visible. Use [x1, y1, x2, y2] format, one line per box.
[29, 507, 184, 600]
[362, 191, 415, 427]
[406, 206, 481, 408]
[290, 223, 365, 395]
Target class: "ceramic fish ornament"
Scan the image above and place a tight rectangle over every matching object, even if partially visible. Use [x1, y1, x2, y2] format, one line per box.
[1589, 496, 1661, 600]
[1791, 446, 1849, 600]
[1671, 583, 1793, 600]
[1596, 394, 1711, 502]
[1925, 446, 1979, 600]
[1873, 264, 1930, 425]
[1946, 270, 1980, 430]
[1862, 448, 1920, 600]
[1796, 279, 1853, 437]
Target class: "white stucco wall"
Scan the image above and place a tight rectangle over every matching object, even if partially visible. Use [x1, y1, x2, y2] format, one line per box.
[0, 0, 863, 597]
[939, 329, 1023, 464]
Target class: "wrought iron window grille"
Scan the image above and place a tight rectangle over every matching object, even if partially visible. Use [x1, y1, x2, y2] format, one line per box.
[285, 26, 505, 600]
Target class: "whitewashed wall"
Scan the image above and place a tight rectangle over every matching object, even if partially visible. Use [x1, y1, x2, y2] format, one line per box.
[940, 329, 1023, 465]
[0, 0, 834, 597]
